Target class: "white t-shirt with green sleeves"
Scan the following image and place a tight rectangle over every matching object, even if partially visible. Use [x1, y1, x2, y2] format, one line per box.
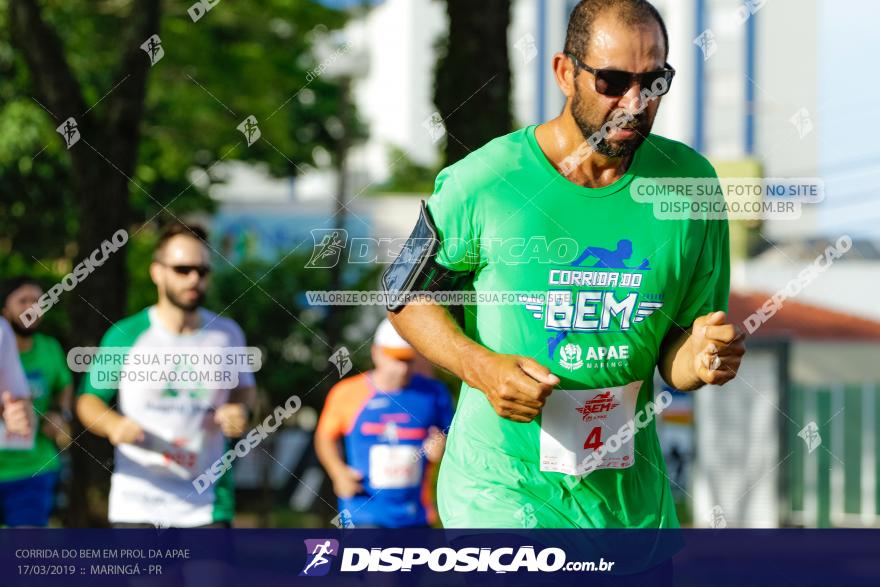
[429, 126, 729, 529]
[81, 307, 255, 527]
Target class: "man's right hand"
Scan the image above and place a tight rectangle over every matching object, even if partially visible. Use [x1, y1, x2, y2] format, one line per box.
[1, 391, 33, 437]
[107, 415, 145, 446]
[467, 353, 559, 423]
[331, 466, 364, 499]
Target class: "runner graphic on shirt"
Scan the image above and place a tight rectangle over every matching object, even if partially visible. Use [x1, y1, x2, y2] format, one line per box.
[570, 239, 651, 270]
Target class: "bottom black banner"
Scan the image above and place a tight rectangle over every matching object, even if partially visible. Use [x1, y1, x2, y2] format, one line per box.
[1, 529, 877, 586]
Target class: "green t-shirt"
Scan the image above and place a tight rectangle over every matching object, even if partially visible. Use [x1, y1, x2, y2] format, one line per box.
[431, 125, 729, 529]
[0, 333, 71, 481]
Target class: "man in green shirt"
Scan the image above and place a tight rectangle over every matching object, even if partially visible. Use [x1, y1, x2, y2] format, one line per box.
[386, 0, 745, 533]
[0, 277, 73, 527]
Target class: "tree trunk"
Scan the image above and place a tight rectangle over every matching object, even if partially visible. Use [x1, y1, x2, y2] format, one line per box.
[435, 0, 512, 165]
[9, 0, 159, 526]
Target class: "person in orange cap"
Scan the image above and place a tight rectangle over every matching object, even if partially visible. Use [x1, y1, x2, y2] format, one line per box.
[315, 319, 453, 528]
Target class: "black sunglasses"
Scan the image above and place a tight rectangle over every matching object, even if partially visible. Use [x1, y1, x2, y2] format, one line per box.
[565, 52, 675, 97]
[167, 264, 212, 277]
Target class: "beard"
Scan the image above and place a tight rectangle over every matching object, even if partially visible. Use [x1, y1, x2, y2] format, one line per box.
[571, 88, 652, 158]
[9, 318, 37, 337]
[166, 288, 204, 312]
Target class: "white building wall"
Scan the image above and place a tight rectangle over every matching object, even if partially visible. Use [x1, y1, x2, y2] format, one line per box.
[752, 0, 821, 241]
[510, 0, 540, 127]
[347, 0, 447, 186]
[703, 0, 749, 159]
[815, 0, 880, 240]
[652, 0, 697, 146]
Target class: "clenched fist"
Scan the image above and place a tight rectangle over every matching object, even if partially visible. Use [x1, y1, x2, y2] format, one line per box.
[468, 353, 560, 423]
[108, 415, 145, 446]
[42, 411, 72, 449]
[331, 465, 364, 499]
[689, 311, 746, 386]
[1, 391, 33, 437]
[214, 403, 248, 438]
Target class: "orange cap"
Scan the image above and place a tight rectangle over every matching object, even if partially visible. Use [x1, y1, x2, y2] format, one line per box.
[374, 319, 416, 361]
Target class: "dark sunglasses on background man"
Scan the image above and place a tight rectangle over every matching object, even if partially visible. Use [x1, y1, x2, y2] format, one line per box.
[565, 52, 676, 97]
[165, 264, 212, 277]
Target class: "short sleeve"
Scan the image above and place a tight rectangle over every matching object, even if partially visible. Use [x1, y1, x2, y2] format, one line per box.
[315, 382, 348, 440]
[229, 321, 256, 389]
[673, 218, 730, 328]
[49, 337, 72, 393]
[426, 167, 482, 272]
[79, 326, 125, 403]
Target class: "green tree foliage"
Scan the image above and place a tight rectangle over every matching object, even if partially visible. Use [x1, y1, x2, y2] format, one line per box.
[374, 146, 438, 194]
[208, 252, 382, 410]
[2, 0, 352, 346]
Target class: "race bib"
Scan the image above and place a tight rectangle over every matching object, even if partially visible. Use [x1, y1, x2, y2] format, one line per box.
[369, 444, 422, 489]
[139, 431, 208, 480]
[540, 381, 642, 476]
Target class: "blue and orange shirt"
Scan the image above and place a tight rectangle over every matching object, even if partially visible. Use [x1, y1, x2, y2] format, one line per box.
[316, 372, 454, 527]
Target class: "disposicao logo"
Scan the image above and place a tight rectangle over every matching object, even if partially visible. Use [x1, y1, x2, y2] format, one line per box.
[300, 539, 339, 577]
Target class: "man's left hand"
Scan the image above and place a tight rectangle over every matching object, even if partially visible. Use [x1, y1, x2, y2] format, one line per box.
[41, 411, 72, 449]
[215, 403, 249, 438]
[689, 311, 746, 386]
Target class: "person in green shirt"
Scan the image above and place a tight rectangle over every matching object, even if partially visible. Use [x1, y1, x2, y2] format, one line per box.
[0, 276, 73, 527]
[385, 0, 746, 539]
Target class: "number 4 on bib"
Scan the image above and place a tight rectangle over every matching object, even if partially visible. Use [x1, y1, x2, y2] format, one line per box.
[583, 426, 603, 450]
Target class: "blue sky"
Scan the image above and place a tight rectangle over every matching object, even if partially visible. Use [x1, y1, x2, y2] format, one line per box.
[818, 0, 880, 239]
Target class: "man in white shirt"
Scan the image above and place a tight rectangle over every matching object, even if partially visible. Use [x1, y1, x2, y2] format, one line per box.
[77, 223, 256, 528]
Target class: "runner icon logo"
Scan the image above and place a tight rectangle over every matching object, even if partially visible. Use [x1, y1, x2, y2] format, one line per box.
[300, 539, 340, 577]
[306, 229, 348, 269]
